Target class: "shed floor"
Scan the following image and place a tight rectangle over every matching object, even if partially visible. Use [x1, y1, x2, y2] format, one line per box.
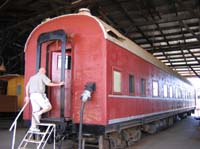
[1, 116, 200, 149]
[132, 116, 200, 149]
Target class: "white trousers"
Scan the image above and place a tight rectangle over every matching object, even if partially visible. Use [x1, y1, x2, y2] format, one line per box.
[30, 93, 51, 128]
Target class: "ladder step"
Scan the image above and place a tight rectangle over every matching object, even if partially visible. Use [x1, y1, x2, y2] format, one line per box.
[24, 139, 44, 144]
[28, 131, 46, 135]
[37, 123, 56, 127]
[18, 122, 56, 149]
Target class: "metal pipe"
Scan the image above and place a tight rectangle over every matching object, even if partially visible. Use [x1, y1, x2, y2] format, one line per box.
[9, 100, 29, 131]
[9, 100, 29, 149]
[78, 101, 86, 149]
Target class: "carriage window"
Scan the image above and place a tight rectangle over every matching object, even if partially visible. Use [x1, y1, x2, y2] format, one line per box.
[140, 78, 146, 96]
[175, 88, 178, 98]
[183, 90, 186, 99]
[113, 70, 121, 93]
[16, 85, 22, 96]
[169, 86, 173, 98]
[57, 55, 71, 70]
[129, 75, 135, 94]
[164, 84, 167, 97]
[0, 80, 7, 95]
[153, 81, 158, 96]
[189, 92, 192, 99]
[178, 88, 182, 98]
[186, 91, 188, 99]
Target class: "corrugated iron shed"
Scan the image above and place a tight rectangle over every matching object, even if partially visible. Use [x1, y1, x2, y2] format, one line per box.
[0, 0, 199, 78]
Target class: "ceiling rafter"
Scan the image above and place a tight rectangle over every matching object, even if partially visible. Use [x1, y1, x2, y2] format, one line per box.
[111, 0, 155, 48]
[0, 0, 200, 77]
[179, 21, 200, 78]
[171, 1, 198, 77]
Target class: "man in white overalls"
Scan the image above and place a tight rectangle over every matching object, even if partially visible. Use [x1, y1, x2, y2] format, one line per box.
[25, 67, 64, 131]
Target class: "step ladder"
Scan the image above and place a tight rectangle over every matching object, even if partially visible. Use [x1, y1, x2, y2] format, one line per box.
[18, 123, 56, 149]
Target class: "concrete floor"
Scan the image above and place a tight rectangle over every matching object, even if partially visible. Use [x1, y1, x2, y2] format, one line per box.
[0, 127, 73, 149]
[1, 116, 200, 149]
[133, 116, 200, 149]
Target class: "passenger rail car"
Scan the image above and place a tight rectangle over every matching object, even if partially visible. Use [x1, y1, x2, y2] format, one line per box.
[23, 9, 195, 148]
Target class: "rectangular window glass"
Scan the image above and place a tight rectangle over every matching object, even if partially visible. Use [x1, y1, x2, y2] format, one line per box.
[153, 81, 158, 96]
[178, 89, 182, 98]
[141, 78, 146, 96]
[169, 86, 173, 98]
[0, 80, 8, 95]
[16, 85, 21, 96]
[57, 55, 71, 70]
[129, 75, 135, 94]
[175, 88, 178, 98]
[182, 89, 185, 99]
[164, 84, 168, 97]
[113, 70, 121, 93]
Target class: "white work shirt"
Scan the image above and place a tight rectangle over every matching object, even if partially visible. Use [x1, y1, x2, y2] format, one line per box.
[27, 72, 51, 94]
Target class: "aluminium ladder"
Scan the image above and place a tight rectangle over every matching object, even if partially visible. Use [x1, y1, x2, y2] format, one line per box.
[18, 123, 56, 149]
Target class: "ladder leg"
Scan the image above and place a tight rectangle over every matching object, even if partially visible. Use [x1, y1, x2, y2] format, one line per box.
[18, 128, 33, 149]
[54, 125, 56, 149]
[82, 138, 85, 149]
[36, 134, 41, 149]
[11, 123, 17, 149]
[24, 133, 33, 148]
[98, 135, 103, 149]
[18, 123, 56, 149]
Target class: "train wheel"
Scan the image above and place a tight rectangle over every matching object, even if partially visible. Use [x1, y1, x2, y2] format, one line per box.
[122, 127, 142, 146]
[143, 122, 158, 134]
[108, 132, 126, 149]
[187, 112, 191, 116]
[178, 113, 187, 119]
[167, 117, 174, 127]
[99, 136, 110, 149]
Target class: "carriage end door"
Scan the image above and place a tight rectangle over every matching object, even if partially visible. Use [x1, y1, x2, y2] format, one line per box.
[50, 51, 71, 118]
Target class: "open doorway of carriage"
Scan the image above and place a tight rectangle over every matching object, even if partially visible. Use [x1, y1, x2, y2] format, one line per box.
[48, 42, 72, 119]
[36, 30, 72, 121]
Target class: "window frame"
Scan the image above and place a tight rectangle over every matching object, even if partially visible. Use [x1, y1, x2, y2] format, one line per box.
[57, 55, 71, 70]
[169, 86, 173, 98]
[128, 74, 135, 95]
[175, 87, 178, 98]
[163, 84, 168, 98]
[140, 78, 146, 96]
[112, 69, 122, 94]
[152, 80, 159, 97]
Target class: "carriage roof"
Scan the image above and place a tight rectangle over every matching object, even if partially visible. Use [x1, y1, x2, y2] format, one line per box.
[25, 13, 192, 85]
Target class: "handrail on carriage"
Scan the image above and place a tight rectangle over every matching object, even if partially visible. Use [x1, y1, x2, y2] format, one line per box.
[9, 100, 29, 149]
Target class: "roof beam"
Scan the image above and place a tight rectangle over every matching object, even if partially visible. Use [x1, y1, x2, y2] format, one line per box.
[180, 20, 200, 41]
[146, 41, 200, 52]
[179, 20, 200, 77]
[169, 63, 200, 67]
[134, 34, 199, 44]
[111, 0, 155, 48]
[155, 53, 199, 58]
[139, 0, 173, 65]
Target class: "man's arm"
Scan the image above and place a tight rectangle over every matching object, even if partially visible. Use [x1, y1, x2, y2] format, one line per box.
[42, 74, 64, 87]
[47, 81, 64, 87]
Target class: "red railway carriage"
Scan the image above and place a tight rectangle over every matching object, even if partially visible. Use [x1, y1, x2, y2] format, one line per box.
[24, 10, 195, 148]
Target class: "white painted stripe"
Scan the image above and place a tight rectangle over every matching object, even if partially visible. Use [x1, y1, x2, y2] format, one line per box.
[108, 94, 193, 101]
[108, 107, 194, 124]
